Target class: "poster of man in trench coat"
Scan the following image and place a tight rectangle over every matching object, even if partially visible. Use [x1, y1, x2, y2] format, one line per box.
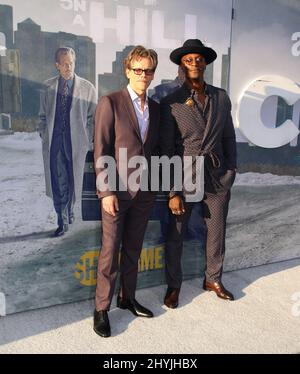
[39, 47, 97, 237]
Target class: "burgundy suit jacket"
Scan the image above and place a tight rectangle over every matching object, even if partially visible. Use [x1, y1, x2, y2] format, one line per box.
[94, 88, 160, 200]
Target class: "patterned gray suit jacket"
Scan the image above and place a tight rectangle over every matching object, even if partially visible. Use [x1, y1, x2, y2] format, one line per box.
[160, 82, 237, 196]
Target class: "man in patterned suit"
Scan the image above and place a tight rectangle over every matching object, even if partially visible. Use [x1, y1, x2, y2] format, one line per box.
[160, 39, 237, 308]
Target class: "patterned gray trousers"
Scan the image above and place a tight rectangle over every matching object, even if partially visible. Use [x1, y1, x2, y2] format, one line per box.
[165, 189, 231, 287]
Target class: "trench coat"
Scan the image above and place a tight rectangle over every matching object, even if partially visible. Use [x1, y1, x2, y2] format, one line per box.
[39, 74, 97, 202]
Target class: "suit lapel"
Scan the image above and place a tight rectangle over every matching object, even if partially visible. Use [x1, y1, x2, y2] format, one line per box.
[201, 85, 217, 146]
[143, 97, 156, 144]
[121, 88, 142, 142]
[48, 76, 59, 144]
[72, 74, 80, 102]
[49, 76, 58, 111]
[191, 102, 206, 129]
[180, 85, 206, 133]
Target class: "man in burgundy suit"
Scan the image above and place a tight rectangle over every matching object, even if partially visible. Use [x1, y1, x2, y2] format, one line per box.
[93, 46, 160, 337]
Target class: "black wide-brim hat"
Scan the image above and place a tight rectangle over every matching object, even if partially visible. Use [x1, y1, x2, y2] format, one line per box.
[170, 39, 217, 65]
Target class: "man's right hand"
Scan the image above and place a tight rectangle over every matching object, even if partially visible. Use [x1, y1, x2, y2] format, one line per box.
[169, 195, 185, 215]
[102, 195, 119, 217]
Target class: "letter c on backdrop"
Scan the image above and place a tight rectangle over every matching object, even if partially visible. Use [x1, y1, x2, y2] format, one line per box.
[237, 75, 300, 148]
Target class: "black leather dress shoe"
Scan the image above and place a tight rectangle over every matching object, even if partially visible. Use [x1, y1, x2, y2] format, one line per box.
[54, 224, 68, 237]
[117, 296, 153, 318]
[164, 287, 180, 309]
[203, 279, 234, 301]
[93, 310, 111, 337]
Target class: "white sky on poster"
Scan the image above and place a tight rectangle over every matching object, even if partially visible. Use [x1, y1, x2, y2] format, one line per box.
[1, 0, 232, 87]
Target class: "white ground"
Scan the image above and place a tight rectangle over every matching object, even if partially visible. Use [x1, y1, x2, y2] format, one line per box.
[0, 257, 300, 354]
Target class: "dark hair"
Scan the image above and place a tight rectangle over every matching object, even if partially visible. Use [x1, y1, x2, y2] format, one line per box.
[124, 45, 158, 72]
[55, 47, 76, 63]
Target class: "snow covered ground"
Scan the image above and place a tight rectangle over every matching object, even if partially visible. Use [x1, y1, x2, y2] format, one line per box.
[1, 132, 300, 315]
[0, 132, 56, 238]
[1, 131, 300, 238]
[235, 172, 300, 186]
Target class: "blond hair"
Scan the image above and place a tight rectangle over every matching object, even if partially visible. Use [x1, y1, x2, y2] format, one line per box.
[124, 45, 158, 72]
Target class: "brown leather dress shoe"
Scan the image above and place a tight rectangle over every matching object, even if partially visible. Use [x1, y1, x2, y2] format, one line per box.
[203, 279, 234, 301]
[164, 287, 180, 308]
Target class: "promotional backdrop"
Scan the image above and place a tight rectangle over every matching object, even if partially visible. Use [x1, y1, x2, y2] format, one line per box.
[0, 0, 300, 315]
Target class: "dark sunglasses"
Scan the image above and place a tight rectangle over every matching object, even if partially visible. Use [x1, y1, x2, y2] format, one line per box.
[182, 56, 205, 65]
[131, 68, 155, 76]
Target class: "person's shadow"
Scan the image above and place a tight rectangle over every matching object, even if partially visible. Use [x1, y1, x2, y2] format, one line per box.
[0, 257, 299, 343]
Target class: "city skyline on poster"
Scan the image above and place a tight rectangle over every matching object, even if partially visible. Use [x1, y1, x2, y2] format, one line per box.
[0, 0, 232, 89]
